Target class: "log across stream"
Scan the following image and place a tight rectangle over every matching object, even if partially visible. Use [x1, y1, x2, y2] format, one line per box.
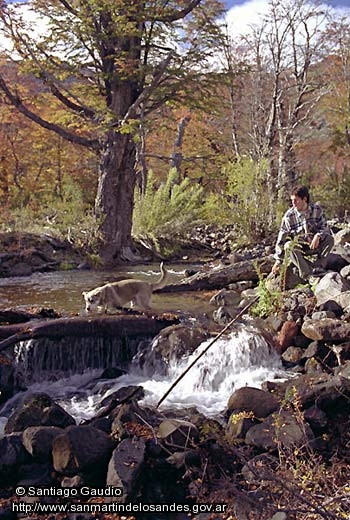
[0, 313, 179, 352]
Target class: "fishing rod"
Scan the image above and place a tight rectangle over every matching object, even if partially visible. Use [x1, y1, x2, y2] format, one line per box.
[156, 294, 260, 409]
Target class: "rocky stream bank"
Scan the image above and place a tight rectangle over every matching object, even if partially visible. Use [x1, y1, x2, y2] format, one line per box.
[0, 226, 350, 520]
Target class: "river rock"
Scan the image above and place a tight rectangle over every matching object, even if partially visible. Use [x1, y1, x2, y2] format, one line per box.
[212, 305, 239, 325]
[304, 357, 324, 373]
[99, 385, 145, 409]
[314, 272, 350, 306]
[245, 410, 315, 450]
[303, 406, 328, 429]
[0, 354, 14, 404]
[106, 437, 146, 501]
[226, 414, 257, 440]
[334, 359, 350, 378]
[301, 341, 341, 370]
[226, 387, 279, 419]
[326, 251, 350, 271]
[22, 426, 63, 460]
[301, 318, 350, 341]
[5, 393, 76, 434]
[332, 290, 350, 310]
[110, 400, 162, 441]
[0, 433, 31, 486]
[282, 373, 350, 412]
[281, 346, 303, 364]
[334, 227, 350, 246]
[276, 320, 299, 354]
[241, 453, 279, 484]
[302, 340, 322, 359]
[52, 425, 114, 476]
[151, 324, 210, 362]
[340, 264, 350, 279]
[318, 300, 343, 317]
[210, 289, 241, 307]
[17, 462, 55, 487]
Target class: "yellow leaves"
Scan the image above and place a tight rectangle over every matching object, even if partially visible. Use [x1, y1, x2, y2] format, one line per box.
[230, 410, 255, 425]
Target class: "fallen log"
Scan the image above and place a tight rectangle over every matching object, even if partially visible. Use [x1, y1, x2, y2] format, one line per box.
[0, 313, 179, 352]
[0, 307, 60, 325]
[159, 256, 274, 292]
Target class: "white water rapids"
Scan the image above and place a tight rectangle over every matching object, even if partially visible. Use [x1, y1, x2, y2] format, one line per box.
[0, 323, 287, 436]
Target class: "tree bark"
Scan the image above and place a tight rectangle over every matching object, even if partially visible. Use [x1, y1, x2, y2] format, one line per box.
[0, 314, 178, 352]
[160, 257, 274, 292]
[95, 131, 137, 264]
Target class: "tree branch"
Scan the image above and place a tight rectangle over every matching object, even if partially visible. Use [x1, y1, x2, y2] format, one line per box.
[0, 73, 100, 151]
[39, 74, 96, 120]
[153, 0, 202, 23]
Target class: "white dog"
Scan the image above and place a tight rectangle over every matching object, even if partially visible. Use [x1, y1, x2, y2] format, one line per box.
[83, 262, 169, 313]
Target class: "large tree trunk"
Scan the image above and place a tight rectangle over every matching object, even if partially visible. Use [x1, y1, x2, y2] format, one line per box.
[95, 130, 137, 264]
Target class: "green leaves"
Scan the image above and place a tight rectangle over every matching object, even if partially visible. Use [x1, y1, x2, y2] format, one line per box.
[133, 167, 204, 238]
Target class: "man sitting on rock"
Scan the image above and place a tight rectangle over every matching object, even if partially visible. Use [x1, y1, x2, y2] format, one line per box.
[271, 185, 334, 283]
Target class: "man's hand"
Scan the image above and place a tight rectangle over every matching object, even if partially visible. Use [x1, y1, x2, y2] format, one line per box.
[272, 261, 281, 274]
[310, 234, 320, 250]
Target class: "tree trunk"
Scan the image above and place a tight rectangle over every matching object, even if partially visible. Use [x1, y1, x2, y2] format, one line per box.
[95, 130, 137, 264]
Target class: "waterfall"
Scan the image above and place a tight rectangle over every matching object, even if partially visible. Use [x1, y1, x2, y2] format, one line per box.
[63, 323, 286, 419]
[1, 324, 287, 424]
[130, 324, 286, 415]
[12, 335, 148, 385]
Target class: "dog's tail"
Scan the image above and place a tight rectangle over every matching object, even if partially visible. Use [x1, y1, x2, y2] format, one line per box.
[152, 262, 170, 291]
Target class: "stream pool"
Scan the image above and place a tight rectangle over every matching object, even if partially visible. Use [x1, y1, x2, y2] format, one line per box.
[0, 263, 212, 317]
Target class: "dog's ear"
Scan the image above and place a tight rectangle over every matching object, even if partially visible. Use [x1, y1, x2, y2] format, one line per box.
[82, 291, 87, 297]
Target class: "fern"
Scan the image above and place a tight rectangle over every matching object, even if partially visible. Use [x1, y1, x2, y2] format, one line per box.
[133, 168, 204, 238]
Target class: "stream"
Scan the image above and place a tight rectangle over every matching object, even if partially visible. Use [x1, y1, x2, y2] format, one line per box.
[0, 263, 206, 316]
[0, 263, 289, 433]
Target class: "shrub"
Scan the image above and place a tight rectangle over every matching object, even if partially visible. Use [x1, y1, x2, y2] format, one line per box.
[225, 157, 272, 241]
[133, 168, 204, 239]
[0, 174, 102, 252]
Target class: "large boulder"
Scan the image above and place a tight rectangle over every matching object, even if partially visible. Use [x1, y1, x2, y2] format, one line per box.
[52, 425, 114, 476]
[106, 437, 146, 502]
[282, 373, 350, 413]
[227, 387, 280, 419]
[245, 410, 315, 450]
[5, 393, 75, 434]
[314, 272, 350, 306]
[0, 434, 31, 486]
[301, 318, 350, 342]
[22, 426, 63, 461]
[151, 324, 210, 362]
[334, 228, 350, 247]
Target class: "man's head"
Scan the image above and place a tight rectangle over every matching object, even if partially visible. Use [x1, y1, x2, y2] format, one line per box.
[290, 185, 309, 212]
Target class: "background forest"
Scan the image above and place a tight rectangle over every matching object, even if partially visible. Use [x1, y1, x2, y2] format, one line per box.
[0, 0, 349, 260]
